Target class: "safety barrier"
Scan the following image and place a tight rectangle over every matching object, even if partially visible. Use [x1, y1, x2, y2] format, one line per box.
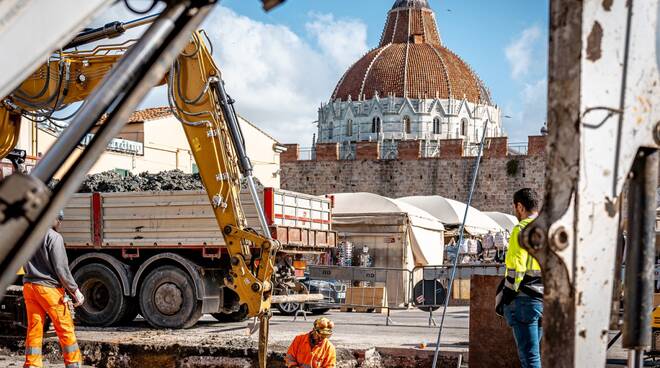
[306, 265, 413, 325]
[411, 264, 506, 326]
[299, 264, 507, 326]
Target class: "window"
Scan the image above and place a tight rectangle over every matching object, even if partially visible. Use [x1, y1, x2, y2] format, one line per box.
[461, 118, 468, 137]
[403, 116, 411, 134]
[328, 121, 334, 140]
[346, 119, 353, 136]
[372, 117, 381, 133]
[432, 117, 441, 134]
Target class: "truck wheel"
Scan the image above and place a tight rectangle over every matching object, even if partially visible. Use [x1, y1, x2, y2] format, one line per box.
[211, 304, 249, 323]
[275, 301, 301, 316]
[139, 265, 202, 329]
[74, 263, 128, 326]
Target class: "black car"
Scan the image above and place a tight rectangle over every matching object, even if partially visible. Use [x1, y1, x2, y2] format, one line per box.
[275, 278, 346, 316]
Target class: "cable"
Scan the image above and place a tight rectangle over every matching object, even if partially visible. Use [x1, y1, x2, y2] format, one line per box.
[123, 0, 157, 14]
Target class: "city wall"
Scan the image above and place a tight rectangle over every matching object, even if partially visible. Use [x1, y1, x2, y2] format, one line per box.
[280, 136, 546, 213]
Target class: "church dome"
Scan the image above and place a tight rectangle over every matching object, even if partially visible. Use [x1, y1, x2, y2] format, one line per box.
[332, 0, 492, 105]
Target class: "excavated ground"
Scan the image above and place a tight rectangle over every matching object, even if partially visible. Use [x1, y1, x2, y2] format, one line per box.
[0, 308, 467, 368]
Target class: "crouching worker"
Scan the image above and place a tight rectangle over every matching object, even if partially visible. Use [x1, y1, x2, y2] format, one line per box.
[23, 211, 85, 368]
[286, 317, 336, 368]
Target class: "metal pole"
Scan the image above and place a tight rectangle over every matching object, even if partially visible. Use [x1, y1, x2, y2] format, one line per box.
[622, 148, 657, 353]
[0, 0, 216, 299]
[432, 121, 489, 368]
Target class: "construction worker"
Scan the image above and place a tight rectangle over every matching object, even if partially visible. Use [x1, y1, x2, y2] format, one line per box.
[23, 210, 85, 368]
[285, 317, 336, 368]
[503, 188, 543, 368]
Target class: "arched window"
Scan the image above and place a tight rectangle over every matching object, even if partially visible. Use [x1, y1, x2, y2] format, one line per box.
[432, 117, 441, 134]
[328, 121, 334, 140]
[403, 116, 411, 134]
[372, 117, 381, 133]
[346, 119, 353, 136]
[460, 118, 468, 137]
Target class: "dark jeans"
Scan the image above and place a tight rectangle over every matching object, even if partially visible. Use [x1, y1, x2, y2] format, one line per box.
[504, 293, 543, 368]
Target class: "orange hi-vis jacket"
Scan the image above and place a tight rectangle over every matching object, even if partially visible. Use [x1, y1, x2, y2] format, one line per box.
[285, 332, 336, 368]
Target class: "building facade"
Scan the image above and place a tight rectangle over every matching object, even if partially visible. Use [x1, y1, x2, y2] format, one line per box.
[316, 0, 502, 159]
[6, 107, 285, 188]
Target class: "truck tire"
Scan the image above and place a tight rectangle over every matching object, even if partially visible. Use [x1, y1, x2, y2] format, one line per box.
[74, 263, 129, 326]
[139, 265, 202, 329]
[211, 304, 249, 323]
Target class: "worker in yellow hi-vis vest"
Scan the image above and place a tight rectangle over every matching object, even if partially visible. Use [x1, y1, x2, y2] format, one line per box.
[503, 188, 543, 368]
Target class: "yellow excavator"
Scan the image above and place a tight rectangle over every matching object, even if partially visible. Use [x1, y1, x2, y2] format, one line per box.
[0, 2, 288, 366]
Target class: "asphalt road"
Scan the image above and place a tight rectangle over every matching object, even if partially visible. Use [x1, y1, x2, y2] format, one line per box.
[67, 306, 470, 352]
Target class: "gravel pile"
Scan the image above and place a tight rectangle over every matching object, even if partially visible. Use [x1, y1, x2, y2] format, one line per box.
[78, 170, 204, 193]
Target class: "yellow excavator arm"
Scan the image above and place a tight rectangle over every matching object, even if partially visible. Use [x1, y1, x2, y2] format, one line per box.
[0, 30, 276, 347]
[170, 31, 277, 317]
[0, 45, 128, 158]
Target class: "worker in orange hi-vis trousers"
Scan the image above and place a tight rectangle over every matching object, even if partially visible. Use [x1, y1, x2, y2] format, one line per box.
[22, 211, 85, 368]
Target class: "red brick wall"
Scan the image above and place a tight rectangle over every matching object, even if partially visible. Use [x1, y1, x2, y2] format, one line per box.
[356, 142, 380, 160]
[483, 137, 508, 158]
[439, 139, 464, 158]
[280, 144, 299, 163]
[315, 143, 339, 161]
[469, 275, 521, 368]
[398, 140, 421, 160]
[528, 135, 546, 156]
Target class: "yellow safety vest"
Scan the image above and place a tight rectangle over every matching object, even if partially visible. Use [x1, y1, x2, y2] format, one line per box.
[505, 216, 541, 290]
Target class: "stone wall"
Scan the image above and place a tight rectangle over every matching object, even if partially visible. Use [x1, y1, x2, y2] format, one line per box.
[280, 136, 546, 213]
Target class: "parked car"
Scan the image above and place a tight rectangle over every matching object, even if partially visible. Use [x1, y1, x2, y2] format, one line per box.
[275, 278, 346, 316]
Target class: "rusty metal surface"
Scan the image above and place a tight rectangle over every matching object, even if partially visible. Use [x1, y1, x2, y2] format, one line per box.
[468, 275, 520, 368]
[521, 0, 660, 366]
[519, 0, 582, 366]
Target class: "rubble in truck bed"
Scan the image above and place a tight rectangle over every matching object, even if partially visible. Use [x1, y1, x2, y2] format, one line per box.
[50, 170, 265, 193]
[77, 170, 205, 192]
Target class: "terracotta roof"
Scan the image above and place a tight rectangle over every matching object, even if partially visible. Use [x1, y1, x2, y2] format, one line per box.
[97, 107, 173, 125]
[126, 107, 173, 122]
[333, 1, 492, 105]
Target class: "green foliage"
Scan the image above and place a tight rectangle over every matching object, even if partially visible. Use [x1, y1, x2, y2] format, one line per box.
[506, 159, 520, 177]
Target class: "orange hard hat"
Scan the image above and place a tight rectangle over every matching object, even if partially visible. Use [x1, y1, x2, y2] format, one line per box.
[313, 317, 334, 336]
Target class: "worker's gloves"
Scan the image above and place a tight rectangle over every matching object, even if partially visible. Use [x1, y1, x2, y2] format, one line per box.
[72, 289, 85, 307]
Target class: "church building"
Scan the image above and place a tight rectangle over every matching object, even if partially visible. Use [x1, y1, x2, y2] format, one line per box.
[316, 0, 503, 158]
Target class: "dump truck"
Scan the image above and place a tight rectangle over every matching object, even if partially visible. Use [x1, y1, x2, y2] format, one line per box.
[57, 187, 335, 328]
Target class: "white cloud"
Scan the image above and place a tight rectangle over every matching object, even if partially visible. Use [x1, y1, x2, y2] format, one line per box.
[198, 7, 368, 145]
[305, 13, 368, 71]
[504, 78, 547, 142]
[87, 5, 367, 145]
[505, 25, 541, 80]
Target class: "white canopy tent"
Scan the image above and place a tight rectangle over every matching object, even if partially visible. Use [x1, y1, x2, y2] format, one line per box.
[331, 192, 446, 306]
[484, 211, 518, 232]
[398, 195, 503, 235]
[331, 192, 445, 267]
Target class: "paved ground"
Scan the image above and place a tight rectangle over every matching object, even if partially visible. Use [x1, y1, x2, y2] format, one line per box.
[49, 307, 468, 355]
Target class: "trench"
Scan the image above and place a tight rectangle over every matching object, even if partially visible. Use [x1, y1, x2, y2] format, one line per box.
[0, 336, 461, 368]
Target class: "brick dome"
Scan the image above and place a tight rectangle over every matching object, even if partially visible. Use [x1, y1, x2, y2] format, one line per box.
[332, 0, 492, 105]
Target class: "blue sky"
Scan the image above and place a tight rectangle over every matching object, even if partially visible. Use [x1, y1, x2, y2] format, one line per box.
[93, 0, 550, 145]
